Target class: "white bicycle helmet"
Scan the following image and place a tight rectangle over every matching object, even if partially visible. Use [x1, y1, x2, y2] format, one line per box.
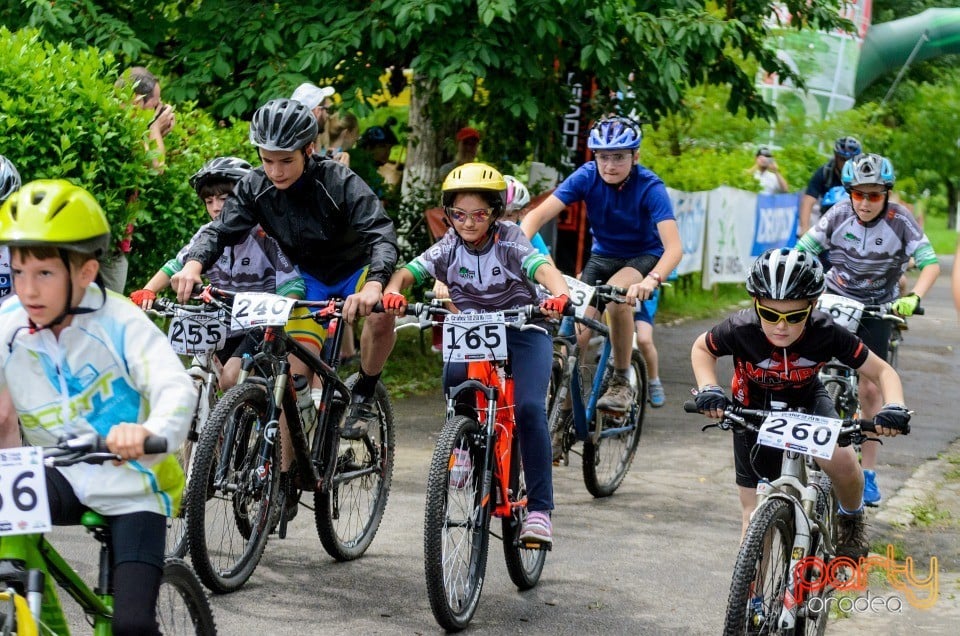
[503, 175, 530, 212]
[842, 153, 895, 190]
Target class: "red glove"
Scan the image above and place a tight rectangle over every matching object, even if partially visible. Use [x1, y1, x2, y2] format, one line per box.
[130, 289, 156, 307]
[383, 291, 408, 313]
[540, 294, 570, 315]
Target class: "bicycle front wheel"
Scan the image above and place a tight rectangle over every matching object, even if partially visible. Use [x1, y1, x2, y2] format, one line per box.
[583, 349, 647, 497]
[501, 454, 547, 590]
[424, 415, 491, 632]
[186, 383, 279, 593]
[724, 498, 795, 635]
[156, 558, 218, 635]
[315, 378, 395, 561]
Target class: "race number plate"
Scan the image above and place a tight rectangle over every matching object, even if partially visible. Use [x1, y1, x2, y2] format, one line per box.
[442, 312, 508, 362]
[230, 292, 296, 329]
[168, 308, 228, 355]
[0, 447, 51, 536]
[817, 293, 864, 334]
[757, 411, 843, 460]
[563, 275, 594, 319]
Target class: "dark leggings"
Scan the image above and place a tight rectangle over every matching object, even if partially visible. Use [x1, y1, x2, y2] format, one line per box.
[443, 328, 555, 512]
[47, 468, 165, 636]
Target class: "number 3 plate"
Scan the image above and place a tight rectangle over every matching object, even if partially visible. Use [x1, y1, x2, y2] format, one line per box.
[0, 447, 51, 536]
[442, 312, 508, 362]
[757, 412, 843, 460]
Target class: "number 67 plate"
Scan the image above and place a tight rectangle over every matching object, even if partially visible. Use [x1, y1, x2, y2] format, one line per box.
[757, 411, 843, 460]
[0, 447, 51, 536]
[442, 313, 507, 362]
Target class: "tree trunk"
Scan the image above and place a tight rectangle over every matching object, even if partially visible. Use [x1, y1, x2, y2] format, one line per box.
[402, 73, 441, 201]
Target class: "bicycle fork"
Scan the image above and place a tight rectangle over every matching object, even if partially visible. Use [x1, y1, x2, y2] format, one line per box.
[775, 481, 821, 631]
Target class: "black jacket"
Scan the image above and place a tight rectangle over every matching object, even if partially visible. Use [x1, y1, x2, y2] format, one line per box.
[186, 156, 398, 288]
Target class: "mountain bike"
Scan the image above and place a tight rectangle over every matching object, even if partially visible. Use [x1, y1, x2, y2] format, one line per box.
[184, 288, 394, 593]
[815, 294, 912, 418]
[146, 297, 230, 559]
[0, 433, 216, 635]
[684, 401, 908, 635]
[413, 302, 556, 632]
[548, 281, 647, 497]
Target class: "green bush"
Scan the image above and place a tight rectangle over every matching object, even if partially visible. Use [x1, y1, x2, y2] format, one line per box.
[0, 27, 256, 291]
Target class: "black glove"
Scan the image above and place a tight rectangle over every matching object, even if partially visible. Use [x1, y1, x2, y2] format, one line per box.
[874, 404, 911, 434]
[695, 385, 729, 412]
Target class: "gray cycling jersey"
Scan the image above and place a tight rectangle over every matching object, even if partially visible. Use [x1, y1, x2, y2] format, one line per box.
[404, 222, 549, 312]
[797, 200, 937, 304]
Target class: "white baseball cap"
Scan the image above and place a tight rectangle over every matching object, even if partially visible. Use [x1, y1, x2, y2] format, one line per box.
[291, 83, 336, 110]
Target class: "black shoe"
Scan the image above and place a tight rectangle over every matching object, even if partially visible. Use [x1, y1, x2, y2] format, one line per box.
[341, 394, 378, 440]
[835, 511, 868, 561]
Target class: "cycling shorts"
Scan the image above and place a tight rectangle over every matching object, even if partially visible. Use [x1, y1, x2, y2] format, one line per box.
[285, 266, 369, 350]
[580, 253, 658, 314]
[215, 328, 265, 365]
[856, 313, 892, 362]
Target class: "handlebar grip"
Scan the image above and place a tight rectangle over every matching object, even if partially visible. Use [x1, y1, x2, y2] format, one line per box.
[913, 305, 925, 316]
[683, 400, 700, 413]
[153, 297, 173, 311]
[143, 436, 168, 454]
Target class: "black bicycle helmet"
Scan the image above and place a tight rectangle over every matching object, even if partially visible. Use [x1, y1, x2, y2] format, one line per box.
[188, 156, 252, 195]
[0, 155, 20, 203]
[833, 136, 862, 159]
[746, 248, 825, 300]
[249, 98, 318, 152]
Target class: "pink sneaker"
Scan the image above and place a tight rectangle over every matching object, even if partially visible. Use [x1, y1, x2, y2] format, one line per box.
[519, 511, 553, 545]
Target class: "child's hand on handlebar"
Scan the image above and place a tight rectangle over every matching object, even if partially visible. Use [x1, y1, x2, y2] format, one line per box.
[626, 279, 657, 303]
[130, 289, 157, 310]
[106, 424, 153, 462]
[892, 293, 920, 317]
[874, 403, 911, 436]
[382, 291, 408, 315]
[539, 294, 570, 319]
[694, 385, 729, 419]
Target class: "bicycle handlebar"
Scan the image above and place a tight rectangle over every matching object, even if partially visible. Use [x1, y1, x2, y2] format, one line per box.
[681, 400, 894, 442]
[43, 432, 168, 467]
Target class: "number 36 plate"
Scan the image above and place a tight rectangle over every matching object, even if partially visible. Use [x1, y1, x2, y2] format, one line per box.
[757, 411, 843, 460]
[0, 447, 51, 536]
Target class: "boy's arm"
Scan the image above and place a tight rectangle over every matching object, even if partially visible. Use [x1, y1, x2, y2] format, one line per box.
[520, 194, 567, 239]
[857, 351, 905, 406]
[691, 333, 722, 388]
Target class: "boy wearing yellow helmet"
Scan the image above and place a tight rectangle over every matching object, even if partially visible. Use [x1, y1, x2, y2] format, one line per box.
[0, 180, 195, 634]
[382, 163, 570, 545]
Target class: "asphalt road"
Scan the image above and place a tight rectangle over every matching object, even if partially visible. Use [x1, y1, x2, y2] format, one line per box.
[50, 260, 960, 634]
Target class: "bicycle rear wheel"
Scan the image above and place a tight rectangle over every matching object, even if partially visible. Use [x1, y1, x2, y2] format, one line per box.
[424, 415, 491, 632]
[501, 449, 547, 590]
[156, 558, 218, 635]
[724, 498, 795, 635]
[315, 377, 395, 561]
[186, 383, 279, 593]
[583, 349, 646, 497]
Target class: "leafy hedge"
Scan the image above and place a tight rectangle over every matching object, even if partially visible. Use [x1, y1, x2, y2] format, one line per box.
[0, 27, 255, 291]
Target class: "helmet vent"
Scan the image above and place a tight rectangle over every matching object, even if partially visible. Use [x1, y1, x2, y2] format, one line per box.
[49, 201, 70, 219]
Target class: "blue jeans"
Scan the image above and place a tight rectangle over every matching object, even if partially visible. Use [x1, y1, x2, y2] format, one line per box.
[443, 327, 554, 512]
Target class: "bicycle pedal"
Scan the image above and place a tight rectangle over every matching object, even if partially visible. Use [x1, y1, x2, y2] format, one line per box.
[520, 540, 552, 551]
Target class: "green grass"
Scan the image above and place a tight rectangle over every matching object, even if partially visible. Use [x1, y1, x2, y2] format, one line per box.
[380, 326, 443, 399]
[659, 274, 750, 323]
[907, 493, 952, 527]
[923, 213, 957, 255]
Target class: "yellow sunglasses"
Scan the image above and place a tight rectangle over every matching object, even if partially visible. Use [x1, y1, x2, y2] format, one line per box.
[754, 300, 812, 325]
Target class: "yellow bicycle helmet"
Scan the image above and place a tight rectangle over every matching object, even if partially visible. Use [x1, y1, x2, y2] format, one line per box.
[441, 162, 508, 217]
[0, 180, 111, 257]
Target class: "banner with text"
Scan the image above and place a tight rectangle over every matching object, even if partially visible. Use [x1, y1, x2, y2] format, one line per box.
[701, 187, 760, 289]
[668, 188, 708, 276]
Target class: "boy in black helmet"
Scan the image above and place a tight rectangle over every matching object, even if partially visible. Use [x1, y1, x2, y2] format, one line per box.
[690, 248, 910, 559]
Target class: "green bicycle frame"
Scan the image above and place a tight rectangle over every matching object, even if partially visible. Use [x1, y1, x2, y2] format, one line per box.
[0, 513, 114, 635]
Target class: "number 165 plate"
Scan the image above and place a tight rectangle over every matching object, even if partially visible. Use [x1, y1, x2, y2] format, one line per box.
[442, 313, 508, 362]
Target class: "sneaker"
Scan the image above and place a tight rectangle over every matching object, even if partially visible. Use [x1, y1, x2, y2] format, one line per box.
[863, 469, 882, 507]
[519, 511, 553, 545]
[596, 374, 636, 412]
[341, 394, 378, 440]
[449, 448, 472, 489]
[648, 379, 665, 408]
[835, 511, 868, 561]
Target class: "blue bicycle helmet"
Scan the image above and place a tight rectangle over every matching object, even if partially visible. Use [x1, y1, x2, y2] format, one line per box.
[833, 136, 862, 159]
[841, 153, 895, 190]
[821, 186, 848, 209]
[587, 117, 642, 151]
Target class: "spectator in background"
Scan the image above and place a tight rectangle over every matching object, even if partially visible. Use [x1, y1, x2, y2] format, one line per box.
[438, 127, 481, 183]
[291, 82, 336, 141]
[357, 119, 402, 188]
[324, 112, 360, 168]
[0, 155, 20, 449]
[798, 135, 861, 235]
[748, 146, 789, 195]
[108, 66, 176, 293]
